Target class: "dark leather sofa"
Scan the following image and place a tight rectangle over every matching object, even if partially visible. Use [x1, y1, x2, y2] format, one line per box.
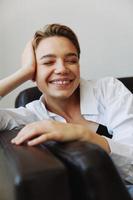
[0, 77, 133, 200]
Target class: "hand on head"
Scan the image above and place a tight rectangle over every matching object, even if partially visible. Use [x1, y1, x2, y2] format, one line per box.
[21, 39, 36, 81]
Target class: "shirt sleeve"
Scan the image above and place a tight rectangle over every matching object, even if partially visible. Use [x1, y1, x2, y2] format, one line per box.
[100, 77, 133, 183]
[104, 136, 133, 183]
[0, 107, 38, 131]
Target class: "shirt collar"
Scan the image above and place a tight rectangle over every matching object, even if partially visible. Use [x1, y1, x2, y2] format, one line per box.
[40, 96, 59, 118]
[40, 78, 98, 117]
[80, 78, 98, 115]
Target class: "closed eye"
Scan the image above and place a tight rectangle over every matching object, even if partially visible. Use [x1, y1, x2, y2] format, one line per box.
[43, 61, 55, 66]
[65, 60, 78, 64]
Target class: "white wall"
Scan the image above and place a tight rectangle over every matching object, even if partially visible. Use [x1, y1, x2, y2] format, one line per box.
[0, 0, 133, 108]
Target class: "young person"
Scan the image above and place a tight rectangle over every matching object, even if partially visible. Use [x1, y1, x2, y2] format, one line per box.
[0, 24, 133, 191]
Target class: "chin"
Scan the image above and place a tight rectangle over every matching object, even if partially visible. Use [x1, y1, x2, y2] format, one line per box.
[49, 90, 74, 99]
[50, 94, 71, 100]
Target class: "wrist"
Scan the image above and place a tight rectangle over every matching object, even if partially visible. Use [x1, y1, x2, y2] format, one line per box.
[79, 127, 111, 153]
[18, 67, 33, 81]
[91, 133, 111, 153]
[78, 126, 93, 142]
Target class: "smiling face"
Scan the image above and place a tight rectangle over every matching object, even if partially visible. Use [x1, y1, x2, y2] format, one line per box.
[35, 36, 80, 101]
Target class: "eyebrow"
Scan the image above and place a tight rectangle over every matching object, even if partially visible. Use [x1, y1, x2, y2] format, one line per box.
[40, 53, 78, 60]
[40, 54, 56, 60]
[65, 53, 78, 58]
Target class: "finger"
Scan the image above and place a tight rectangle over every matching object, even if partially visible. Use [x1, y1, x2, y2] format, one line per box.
[11, 120, 50, 145]
[27, 132, 63, 146]
[15, 121, 47, 138]
[27, 134, 48, 146]
[11, 127, 41, 145]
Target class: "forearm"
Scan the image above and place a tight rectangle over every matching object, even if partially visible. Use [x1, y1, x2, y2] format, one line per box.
[0, 40, 36, 98]
[0, 68, 32, 97]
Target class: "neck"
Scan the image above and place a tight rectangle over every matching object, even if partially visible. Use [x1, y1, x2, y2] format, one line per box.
[43, 88, 80, 119]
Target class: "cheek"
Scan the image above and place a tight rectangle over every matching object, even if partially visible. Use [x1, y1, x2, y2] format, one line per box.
[35, 65, 51, 83]
[74, 66, 80, 76]
[77, 67, 80, 75]
[35, 66, 45, 83]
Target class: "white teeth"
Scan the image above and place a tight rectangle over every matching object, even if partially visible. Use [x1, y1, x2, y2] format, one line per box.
[51, 80, 71, 85]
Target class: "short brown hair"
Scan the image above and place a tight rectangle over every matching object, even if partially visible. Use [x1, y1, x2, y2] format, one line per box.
[33, 24, 80, 58]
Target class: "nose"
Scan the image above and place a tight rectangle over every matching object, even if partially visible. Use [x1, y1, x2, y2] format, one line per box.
[54, 60, 69, 74]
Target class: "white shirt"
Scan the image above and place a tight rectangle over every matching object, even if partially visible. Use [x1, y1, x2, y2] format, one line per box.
[0, 77, 133, 183]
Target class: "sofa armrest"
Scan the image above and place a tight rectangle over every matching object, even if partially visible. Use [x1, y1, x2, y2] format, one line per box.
[0, 130, 70, 200]
[45, 141, 132, 200]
